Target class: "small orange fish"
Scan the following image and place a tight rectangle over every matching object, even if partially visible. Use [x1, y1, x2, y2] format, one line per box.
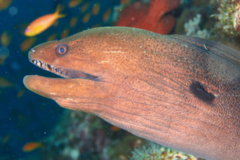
[1, 31, 11, 47]
[69, 17, 78, 28]
[22, 142, 43, 152]
[92, 3, 100, 15]
[68, 0, 83, 8]
[47, 33, 58, 41]
[102, 8, 112, 22]
[24, 5, 66, 37]
[20, 37, 37, 52]
[60, 28, 69, 39]
[17, 88, 26, 98]
[2, 134, 11, 144]
[0, 77, 15, 88]
[110, 125, 121, 132]
[82, 12, 91, 23]
[0, 0, 12, 10]
[80, 2, 90, 13]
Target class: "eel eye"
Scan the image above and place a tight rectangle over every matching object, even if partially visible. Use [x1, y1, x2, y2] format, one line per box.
[55, 44, 68, 55]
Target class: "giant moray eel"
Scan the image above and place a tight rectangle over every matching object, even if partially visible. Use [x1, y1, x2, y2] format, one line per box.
[23, 27, 240, 160]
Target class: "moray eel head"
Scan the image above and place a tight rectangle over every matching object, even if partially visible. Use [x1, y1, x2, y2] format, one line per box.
[23, 27, 141, 112]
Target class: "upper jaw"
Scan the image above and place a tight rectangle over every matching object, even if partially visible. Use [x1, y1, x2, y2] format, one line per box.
[31, 59, 100, 81]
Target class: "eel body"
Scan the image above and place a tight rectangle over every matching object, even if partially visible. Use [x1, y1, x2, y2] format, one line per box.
[23, 27, 240, 160]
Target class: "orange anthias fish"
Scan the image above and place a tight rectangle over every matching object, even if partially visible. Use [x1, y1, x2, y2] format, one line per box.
[110, 125, 121, 132]
[20, 37, 37, 52]
[102, 8, 112, 22]
[92, 2, 100, 15]
[115, 0, 181, 34]
[68, 0, 83, 8]
[0, 77, 15, 88]
[1, 31, 12, 47]
[24, 5, 66, 37]
[22, 142, 43, 152]
[23, 27, 240, 160]
[0, 0, 12, 11]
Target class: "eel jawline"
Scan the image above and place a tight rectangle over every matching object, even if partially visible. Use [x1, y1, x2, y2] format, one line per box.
[31, 59, 100, 81]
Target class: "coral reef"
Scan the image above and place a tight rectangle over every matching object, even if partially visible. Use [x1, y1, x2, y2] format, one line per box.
[184, 14, 210, 39]
[212, 0, 240, 36]
[114, 0, 181, 34]
[37, 110, 143, 160]
[175, 0, 217, 38]
[130, 141, 198, 160]
[39, 110, 110, 160]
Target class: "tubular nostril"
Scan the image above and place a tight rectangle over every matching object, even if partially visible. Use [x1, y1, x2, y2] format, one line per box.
[30, 48, 35, 53]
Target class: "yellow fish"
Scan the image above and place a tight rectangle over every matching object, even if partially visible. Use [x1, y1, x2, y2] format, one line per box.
[24, 5, 66, 37]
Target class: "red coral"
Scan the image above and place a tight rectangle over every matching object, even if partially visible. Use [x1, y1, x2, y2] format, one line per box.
[115, 0, 181, 34]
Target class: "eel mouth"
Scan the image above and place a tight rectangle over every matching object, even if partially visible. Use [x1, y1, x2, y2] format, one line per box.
[31, 59, 100, 81]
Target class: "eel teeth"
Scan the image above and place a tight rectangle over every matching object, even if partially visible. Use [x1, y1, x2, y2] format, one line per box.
[31, 59, 100, 81]
[32, 60, 51, 71]
[31, 59, 65, 77]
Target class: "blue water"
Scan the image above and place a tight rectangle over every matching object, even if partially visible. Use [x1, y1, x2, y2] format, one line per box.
[0, 0, 120, 159]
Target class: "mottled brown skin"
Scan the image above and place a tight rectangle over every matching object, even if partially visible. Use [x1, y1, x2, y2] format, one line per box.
[23, 27, 240, 160]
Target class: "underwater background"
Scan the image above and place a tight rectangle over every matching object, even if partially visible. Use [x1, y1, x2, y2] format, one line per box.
[0, 0, 239, 159]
